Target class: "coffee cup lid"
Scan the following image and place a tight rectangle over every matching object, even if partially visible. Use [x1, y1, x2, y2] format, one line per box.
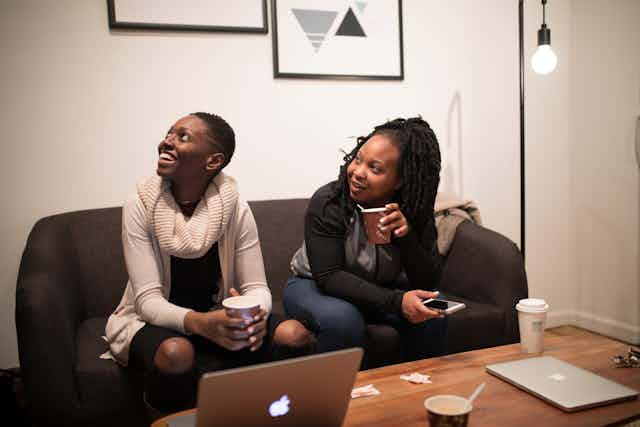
[516, 298, 549, 313]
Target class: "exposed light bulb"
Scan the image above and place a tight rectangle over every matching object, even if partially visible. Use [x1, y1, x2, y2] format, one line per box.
[531, 0, 557, 76]
[531, 44, 557, 75]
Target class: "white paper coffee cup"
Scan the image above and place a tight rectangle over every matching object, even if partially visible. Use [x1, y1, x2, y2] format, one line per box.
[222, 295, 261, 321]
[516, 298, 549, 353]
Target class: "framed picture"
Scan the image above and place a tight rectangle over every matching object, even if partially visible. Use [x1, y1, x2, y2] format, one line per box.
[107, 0, 268, 33]
[272, 0, 403, 80]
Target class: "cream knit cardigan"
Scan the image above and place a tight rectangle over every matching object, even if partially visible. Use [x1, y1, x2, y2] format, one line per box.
[103, 174, 271, 365]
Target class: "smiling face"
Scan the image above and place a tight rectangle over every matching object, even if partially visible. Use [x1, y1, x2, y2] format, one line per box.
[346, 133, 401, 207]
[156, 115, 224, 181]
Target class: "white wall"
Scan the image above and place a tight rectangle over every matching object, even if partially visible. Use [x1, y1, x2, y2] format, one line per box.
[523, 0, 575, 330]
[567, 0, 640, 343]
[0, 0, 521, 367]
[525, 0, 640, 344]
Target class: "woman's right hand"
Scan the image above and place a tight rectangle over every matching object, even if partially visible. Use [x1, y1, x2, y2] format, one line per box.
[184, 309, 266, 351]
[401, 289, 444, 324]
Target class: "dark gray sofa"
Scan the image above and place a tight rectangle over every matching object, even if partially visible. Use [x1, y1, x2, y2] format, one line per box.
[15, 199, 527, 426]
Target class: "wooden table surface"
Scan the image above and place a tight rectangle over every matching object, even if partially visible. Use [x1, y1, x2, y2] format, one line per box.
[153, 328, 640, 427]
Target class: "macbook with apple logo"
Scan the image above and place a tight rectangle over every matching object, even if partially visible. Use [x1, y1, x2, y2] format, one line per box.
[486, 356, 638, 412]
[177, 347, 362, 427]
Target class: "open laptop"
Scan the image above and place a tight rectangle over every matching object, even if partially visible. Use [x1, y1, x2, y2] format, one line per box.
[486, 356, 638, 412]
[168, 347, 363, 427]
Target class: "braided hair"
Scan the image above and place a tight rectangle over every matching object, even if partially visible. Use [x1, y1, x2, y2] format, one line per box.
[335, 117, 441, 237]
[192, 112, 236, 170]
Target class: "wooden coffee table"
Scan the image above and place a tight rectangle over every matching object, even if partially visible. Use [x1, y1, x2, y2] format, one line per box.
[153, 327, 640, 427]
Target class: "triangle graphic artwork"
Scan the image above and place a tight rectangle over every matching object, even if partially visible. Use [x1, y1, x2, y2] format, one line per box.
[291, 8, 338, 52]
[335, 7, 366, 37]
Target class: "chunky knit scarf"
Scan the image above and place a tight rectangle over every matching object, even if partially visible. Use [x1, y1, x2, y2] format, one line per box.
[136, 172, 239, 259]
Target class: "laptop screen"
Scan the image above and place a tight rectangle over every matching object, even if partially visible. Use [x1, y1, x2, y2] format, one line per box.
[194, 347, 363, 427]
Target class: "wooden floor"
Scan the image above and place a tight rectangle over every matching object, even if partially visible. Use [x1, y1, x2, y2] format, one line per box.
[548, 325, 616, 340]
[548, 324, 640, 346]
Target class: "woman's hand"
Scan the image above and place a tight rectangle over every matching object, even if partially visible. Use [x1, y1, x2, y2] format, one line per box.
[401, 289, 443, 324]
[184, 303, 267, 352]
[226, 288, 267, 351]
[380, 203, 410, 238]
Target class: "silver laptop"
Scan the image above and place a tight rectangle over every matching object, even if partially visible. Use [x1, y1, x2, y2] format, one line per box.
[168, 347, 363, 427]
[486, 356, 638, 412]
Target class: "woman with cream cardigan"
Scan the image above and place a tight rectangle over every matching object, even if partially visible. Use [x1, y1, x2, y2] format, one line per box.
[104, 112, 312, 414]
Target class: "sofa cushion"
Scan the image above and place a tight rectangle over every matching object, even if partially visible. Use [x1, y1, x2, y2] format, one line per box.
[248, 199, 308, 303]
[363, 324, 403, 369]
[439, 221, 526, 345]
[75, 317, 142, 418]
[443, 295, 506, 354]
[66, 208, 128, 318]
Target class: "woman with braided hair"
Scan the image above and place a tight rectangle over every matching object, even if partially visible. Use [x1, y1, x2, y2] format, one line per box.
[104, 112, 312, 416]
[285, 116, 447, 361]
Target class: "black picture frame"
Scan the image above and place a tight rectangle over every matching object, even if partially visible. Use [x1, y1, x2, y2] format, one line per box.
[107, 0, 268, 34]
[272, 0, 404, 80]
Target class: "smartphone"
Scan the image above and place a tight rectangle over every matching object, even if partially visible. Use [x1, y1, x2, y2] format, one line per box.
[422, 298, 466, 315]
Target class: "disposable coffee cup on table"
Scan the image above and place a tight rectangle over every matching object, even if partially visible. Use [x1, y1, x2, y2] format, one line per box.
[424, 395, 472, 427]
[222, 295, 261, 321]
[360, 207, 391, 244]
[516, 298, 549, 353]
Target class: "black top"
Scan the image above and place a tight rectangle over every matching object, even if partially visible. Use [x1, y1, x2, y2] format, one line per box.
[169, 243, 221, 313]
[304, 181, 442, 315]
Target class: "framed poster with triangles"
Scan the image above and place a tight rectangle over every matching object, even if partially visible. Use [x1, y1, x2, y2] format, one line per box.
[107, 0, 267, 33]
[272, 0, 403, 79]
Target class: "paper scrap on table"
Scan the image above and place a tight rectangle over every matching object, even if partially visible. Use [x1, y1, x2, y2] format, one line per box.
[351, 384, 381, 399]
[400, 372, 432, 384]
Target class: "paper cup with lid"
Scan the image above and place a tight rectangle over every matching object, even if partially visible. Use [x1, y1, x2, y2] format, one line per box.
[516, 298, 549, 353]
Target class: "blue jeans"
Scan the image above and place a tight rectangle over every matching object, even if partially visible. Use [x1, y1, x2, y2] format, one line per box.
[283, 276, 447, 361]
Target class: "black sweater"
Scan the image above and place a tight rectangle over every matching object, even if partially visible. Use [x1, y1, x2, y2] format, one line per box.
[304, 182, 442, 316]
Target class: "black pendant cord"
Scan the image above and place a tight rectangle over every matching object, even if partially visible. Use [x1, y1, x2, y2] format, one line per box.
[519, 0, 526, 259]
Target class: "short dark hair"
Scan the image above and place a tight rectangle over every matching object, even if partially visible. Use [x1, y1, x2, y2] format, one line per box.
[335, 117, 441, 237]
[191, 112, 236, 169]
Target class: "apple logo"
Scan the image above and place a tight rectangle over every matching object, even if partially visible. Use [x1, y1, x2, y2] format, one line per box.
[269, 395, 290, 417]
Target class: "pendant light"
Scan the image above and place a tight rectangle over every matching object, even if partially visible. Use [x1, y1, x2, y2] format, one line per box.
[531, 0, 557, 75]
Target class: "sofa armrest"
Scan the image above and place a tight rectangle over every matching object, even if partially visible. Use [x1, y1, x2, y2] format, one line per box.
[16, 215, 84, 421]
[438, 221, 528, 344]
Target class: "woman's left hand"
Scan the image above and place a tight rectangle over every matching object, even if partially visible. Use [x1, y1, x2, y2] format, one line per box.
[401, 289, 443, 324]
[380, 203, 410, 238]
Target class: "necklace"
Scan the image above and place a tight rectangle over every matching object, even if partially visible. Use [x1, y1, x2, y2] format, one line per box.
[176, 199, 200, 207]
